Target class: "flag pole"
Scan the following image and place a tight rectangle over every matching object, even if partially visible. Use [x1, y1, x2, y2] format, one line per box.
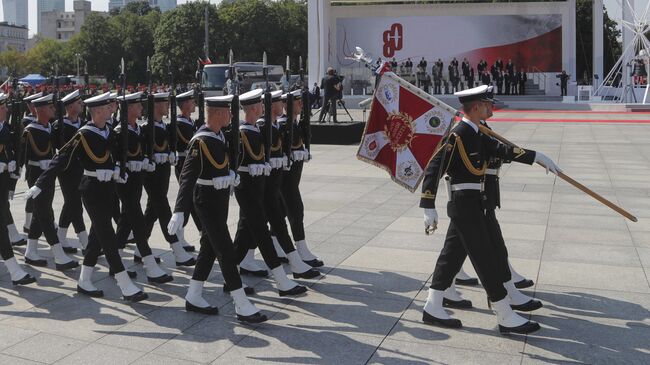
[478, 125, 637, 222]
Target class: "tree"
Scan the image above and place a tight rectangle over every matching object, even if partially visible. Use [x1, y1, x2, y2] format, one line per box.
[152, 2, 221, 82]
[74, 13, 122, 82]
[0, 47, 28, 78]
[122, 1, 159, 16]
[24, 38, 69, 76]
[110, 10, 159, 84]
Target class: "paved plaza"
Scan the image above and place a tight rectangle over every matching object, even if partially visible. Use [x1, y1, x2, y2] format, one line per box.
[0, 119, 649, 364]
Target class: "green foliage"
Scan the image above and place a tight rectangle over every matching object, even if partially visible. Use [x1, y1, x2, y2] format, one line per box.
[0, 47, 28, 77]
[151, 2, 221, 83]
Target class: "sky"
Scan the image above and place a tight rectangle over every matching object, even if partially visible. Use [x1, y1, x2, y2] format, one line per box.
[2, 0, 649, 38]
[3, 0, 222, 36]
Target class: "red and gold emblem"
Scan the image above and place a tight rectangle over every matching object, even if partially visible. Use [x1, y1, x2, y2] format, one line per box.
[384, 111, 416, 152]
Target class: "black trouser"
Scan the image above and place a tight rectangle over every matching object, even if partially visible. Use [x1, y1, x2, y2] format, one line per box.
[280, 161, 306, 241]
[561, 85, 567, 96]
[57, 167, 86, 233]
[430, 193, 507, 302]
[80, 178, 124, 272]
[174, 158, 202, 231]
[265, 168, 296, 254]
[519, 82, 525, 95]
[192, 185, 241, 290]
[142, 162, 178, 244]
[115, 171, 152, 258]
[233, 172, 281, 270]
[27, 166, 58, 246]
[0, 173, 15, 260]
[319, 96, 337, 123]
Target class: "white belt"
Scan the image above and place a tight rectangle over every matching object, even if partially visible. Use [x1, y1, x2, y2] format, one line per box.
[450, 183, 482, 191]
[27, 160, 41, 167]
[237, 166, 250, 173]
[177, 151, 188, 157]
[83, 169, 98, 177]
[485, 168, 499, 176]
[196, 178, 212, 186]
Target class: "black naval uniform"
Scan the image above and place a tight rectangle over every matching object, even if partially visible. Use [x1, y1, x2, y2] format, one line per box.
[20, 114, 37, 232]
[142, 120, 179, 245]
[35, 122, 126, 273]
[22, 121, 60, 250]
[113, 123, 154, 259]
[0, 120, 19, 261]
[232, 121, 282, 270]
[277, 116, 308, 243]
[251, 117, 312, 261]
[174, 126, 241, 289]
[420, 118, 535, 302]
[53, 117, 86, 237]
[174, 115, 202, 231]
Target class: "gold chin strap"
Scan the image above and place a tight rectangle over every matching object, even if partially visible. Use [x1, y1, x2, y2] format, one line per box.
[79, 134, 110, 164]
[452, 133, 486, 176]
[198, 139, 228, 169]
[25, 131, 52, 157]
[240, 131, 265, 161]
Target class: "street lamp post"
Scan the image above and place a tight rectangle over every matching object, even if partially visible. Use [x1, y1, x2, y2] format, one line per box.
[75, 53, 81, 77]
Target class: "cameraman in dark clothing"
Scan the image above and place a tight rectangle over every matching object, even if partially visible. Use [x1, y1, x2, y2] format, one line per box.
[319, 67, 342, 123]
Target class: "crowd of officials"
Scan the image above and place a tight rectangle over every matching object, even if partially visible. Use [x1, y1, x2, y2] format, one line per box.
[385, 57, 529, 96]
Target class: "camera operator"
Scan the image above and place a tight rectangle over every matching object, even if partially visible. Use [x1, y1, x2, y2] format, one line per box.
[318, 67, 342, 123]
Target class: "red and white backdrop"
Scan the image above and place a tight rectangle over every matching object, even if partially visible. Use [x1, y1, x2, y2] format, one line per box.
[336, 14, 563, 72]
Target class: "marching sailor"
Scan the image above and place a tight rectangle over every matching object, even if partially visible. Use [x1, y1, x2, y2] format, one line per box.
[26, 91, 147, 302]
[141, 92, 196, 266]
[54, 90, 88, 253]
[168, 95, 267, 323]
[18, 92, 43, 235]
[0, 93, 36, 285]
[21, 93, 78, 270]
[233, 89, 307, 297]
[420, 85, 560, 334]
[113, 92, 172, 284]
[277, 90, 323, 267]
[171, 89, 200, 252]
[256, 90, 319, 279]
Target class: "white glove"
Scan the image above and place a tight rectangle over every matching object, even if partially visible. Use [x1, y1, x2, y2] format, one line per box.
[282, 155, 289, 168]
[292, 150, 304, 161]
[154, 153, 168, 164]
[143, 158, 156, 172]
[248, 164, 261, 177]
[263, 162, 272, 176]
[8, 191, 14, 200]
[26, 186, 41, 200]
[424, 208, 438, 232]
[0, 162, 6, 172]
[269, 157, 281, 169]
[112, 166, 121, 181]
[167, 212, 184, 235]
[168, 152, 177, 165]
[115, 171, 128, 184]
[212, 176, 228, 190]
[230, 170, 240, 187]
[127, 160, 143, 172]
[39, 159, 51, 170]
[534, 152, 561, 175]
[305, 153, 312, 163]
[7, 160, 16, 172]
[96, 169, 113, 182]
[10, 168, 20, 180]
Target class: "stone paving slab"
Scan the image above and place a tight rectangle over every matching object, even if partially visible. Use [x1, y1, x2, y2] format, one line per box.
[0, 120, 649, 364]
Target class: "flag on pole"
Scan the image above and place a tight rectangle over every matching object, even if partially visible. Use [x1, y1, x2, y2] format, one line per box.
[357, 72, 458, 192]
